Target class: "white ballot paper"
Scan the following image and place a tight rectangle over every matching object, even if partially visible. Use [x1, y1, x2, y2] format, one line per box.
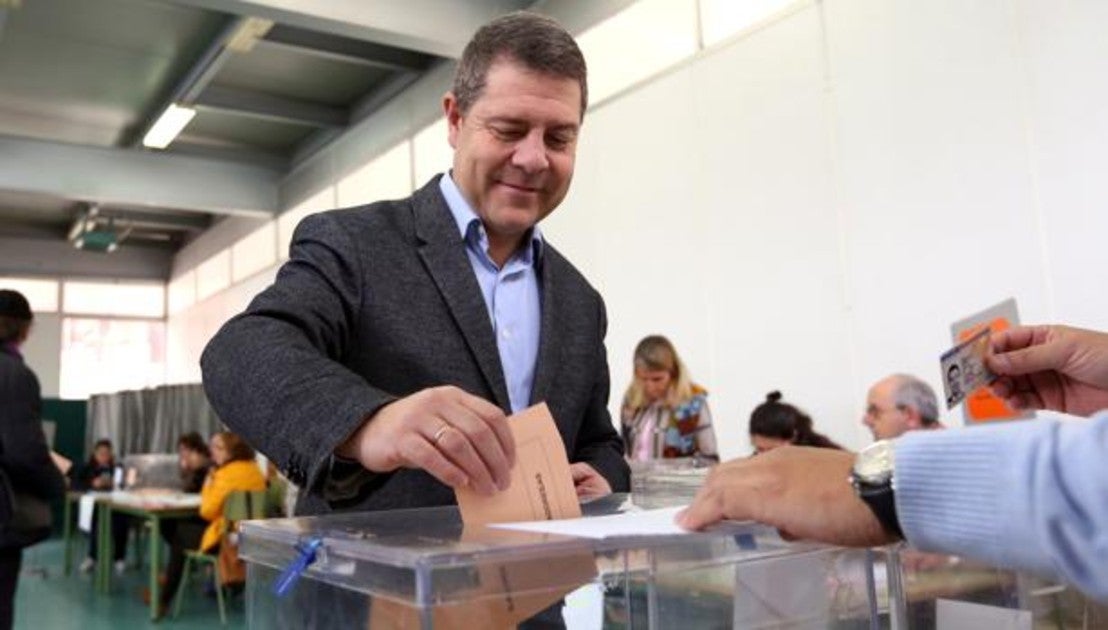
[490, 506, 690, 539]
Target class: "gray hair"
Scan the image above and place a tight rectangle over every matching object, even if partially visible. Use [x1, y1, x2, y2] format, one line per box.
[890, 374, 939, 425]
[453, 11, 588, 118]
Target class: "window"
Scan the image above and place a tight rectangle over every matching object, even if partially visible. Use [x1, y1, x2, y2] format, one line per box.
[0, 277, 59, 312]
[63, 281, 165, 318]
[59, 318, 166, 399]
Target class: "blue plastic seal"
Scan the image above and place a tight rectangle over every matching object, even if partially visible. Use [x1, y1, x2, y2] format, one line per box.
[272, 537, 324, 597]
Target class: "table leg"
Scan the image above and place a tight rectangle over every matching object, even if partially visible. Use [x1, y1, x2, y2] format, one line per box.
[97, 503, 111, 594]
[150, 516, 161, 622]
[63, 497, 73, 576]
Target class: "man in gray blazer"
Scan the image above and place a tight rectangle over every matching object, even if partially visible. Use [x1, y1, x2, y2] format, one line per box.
[201, 12, 629, 516]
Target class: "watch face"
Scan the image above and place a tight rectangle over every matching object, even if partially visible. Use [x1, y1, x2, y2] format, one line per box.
[855, 440, 895, 483]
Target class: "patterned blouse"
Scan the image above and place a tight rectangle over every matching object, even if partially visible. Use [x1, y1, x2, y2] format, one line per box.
[620, 385, 718, 461]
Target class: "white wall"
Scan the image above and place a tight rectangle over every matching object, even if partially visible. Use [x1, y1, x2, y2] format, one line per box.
[166, 0, 1108, 461]
[546, 0, 1108, 458]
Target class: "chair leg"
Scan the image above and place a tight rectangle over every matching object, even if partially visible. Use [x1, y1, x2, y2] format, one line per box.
[215, 573, 227, 625]
[173, 555, 193, 619]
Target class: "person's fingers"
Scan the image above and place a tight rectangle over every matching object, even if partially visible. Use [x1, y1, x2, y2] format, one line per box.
[455, 391, 515, 468]
[431, 424, 499, 495]
[989, 326, 1042, 355]
[987, 336, 1063, 377]
[989, 376, 1014, 399]
[440, 401, 512, 490]
[1004, 382, 1046, 410]
[569, 462, 592, 482]
[396, 433, 470, 489]
[678, 471, 754, 530]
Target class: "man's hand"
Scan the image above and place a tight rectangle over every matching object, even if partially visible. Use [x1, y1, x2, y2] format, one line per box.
[570, 462, 611, 500]
[677, 446, 894, 547]
[987, 325, 1108, 417]
[337, 386, 516, 495]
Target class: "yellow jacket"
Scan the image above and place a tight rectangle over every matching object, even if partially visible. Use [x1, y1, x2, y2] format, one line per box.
[199, 459, 267, 552]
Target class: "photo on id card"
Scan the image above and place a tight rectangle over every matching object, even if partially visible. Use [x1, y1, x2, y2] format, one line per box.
[940, 327, 997, 409]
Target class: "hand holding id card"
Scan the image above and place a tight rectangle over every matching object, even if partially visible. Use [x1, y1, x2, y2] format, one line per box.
[940, 328, 998, 409]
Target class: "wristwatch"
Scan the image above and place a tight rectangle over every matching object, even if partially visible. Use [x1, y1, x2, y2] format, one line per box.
[850, 440, 903, 539]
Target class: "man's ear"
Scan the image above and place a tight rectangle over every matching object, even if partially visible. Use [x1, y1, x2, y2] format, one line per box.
[443, 92, 462, 150]
[904, 406, 924, 430]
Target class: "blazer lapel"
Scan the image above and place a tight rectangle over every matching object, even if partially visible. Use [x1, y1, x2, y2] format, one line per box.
[412, 179, 511, 411]
[530, 253, 565, 410]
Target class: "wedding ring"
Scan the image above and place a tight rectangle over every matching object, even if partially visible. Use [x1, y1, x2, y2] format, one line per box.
[433, 425, 450, 443]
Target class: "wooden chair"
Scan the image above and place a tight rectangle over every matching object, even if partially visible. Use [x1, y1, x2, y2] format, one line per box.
[172, 489, 268, 624]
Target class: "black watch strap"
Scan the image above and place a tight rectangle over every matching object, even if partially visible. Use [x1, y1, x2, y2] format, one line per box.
[856, 481, 904, 539]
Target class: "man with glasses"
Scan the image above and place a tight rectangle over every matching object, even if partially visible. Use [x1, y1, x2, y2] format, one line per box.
[862, 374, 942, 441]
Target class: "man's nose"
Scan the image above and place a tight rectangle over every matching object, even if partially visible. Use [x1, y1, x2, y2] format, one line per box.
[512, 131, 549, 173]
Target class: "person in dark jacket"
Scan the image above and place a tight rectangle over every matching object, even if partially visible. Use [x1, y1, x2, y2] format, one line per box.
[0, 289, 66, 630]
[175, 432, 211, 494]
[71, 438, 129, 574]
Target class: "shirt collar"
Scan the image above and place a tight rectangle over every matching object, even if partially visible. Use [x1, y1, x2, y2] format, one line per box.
[438, 172, 544, 266]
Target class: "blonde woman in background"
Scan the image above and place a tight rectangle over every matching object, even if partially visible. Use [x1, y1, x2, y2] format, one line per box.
[621, 335, 718, 461]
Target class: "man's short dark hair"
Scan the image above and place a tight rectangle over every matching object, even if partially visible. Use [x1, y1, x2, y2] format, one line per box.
[0, 289, 33, 345]
[453, 11, 588, 118]
[178, 431, 210, 457]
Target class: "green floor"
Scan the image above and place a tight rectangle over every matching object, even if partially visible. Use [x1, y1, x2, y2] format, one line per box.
[13, 538, 246, 629]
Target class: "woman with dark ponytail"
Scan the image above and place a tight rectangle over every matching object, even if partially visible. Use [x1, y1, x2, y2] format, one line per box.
[748, 391, 842, 454]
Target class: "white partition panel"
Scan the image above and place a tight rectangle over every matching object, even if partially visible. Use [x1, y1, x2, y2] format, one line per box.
[1017, 0, 1108, 330]
[825, 0, 1051, 428]
[694, 5, 859, 453]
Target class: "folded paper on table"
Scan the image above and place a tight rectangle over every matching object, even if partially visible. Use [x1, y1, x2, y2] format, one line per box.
[491, 506, 692, 539]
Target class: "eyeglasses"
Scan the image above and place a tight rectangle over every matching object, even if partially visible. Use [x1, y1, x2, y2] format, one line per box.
[864, 404, 905, 417]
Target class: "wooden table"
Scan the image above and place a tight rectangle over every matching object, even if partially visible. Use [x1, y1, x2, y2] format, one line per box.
[94, 491, 202, 621]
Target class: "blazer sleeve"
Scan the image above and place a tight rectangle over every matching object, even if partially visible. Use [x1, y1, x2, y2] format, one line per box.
[569, 299, 631, 492]
[200, 212, 397, 496]
[0, 365, 66, 501]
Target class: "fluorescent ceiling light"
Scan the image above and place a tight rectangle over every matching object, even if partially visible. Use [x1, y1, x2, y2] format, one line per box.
[142, 103, 196, 149]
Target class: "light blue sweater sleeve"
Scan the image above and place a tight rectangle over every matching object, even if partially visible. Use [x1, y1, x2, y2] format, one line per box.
[894, 413, 1108, 601]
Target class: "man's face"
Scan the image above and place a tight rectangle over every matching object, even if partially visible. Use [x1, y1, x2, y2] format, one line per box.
[948, 365, 962, 394]
[445, 59, 581, 252]
[94, 445, 112, 467]
[863, 378, 914, 440]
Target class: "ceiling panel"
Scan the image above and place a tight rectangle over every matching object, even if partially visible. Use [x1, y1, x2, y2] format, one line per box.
[214, 45, 392, 107]
[182, 109, 317, 152]
[0, 0, 226, 146]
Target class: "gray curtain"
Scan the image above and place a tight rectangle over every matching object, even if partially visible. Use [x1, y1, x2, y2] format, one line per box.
[85, 383, 223, 456]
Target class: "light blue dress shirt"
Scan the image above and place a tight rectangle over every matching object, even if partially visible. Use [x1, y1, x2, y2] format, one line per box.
[895, 412, 1108, 601]
[439, 174, 542, 413]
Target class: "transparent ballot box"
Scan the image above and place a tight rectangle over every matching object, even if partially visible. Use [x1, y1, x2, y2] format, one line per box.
[240, 494, 879, 629]
[121, 453, 181, 489]
[628, 458, 712, 510]
[884, 547, 1108, 629]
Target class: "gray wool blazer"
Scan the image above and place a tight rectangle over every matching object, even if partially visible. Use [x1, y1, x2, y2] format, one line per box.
[201, 175, 629, 515]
